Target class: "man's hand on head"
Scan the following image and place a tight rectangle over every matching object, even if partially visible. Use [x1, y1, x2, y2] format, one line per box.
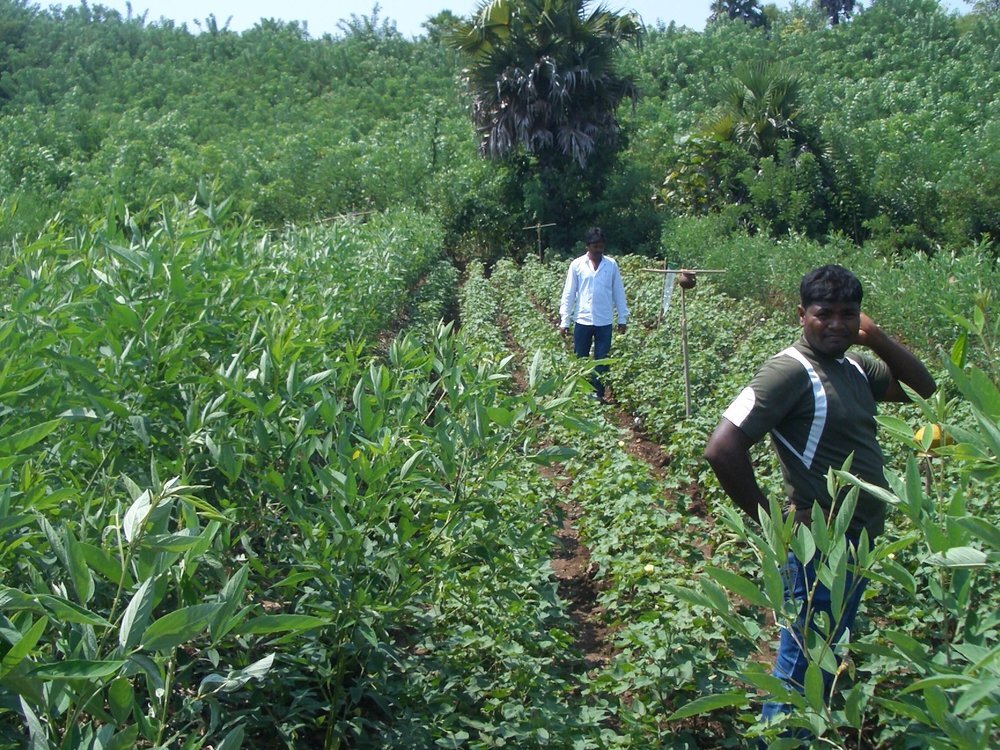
[855, 312, 886, 349]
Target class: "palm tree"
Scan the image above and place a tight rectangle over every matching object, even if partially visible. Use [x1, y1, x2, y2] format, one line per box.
[450, 0, 642, 169]
[708, 0, 768, 28]
[707, 61, 805, 159]
[818, 0, 856, 26]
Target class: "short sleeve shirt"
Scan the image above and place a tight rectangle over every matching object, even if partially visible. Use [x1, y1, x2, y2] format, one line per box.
[722, 337, 893, 538]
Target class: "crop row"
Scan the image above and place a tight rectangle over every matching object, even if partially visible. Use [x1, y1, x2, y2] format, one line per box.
[503, 254, 999, 747]
[488, 259, 753, 746]
[0, 207, 589, 749]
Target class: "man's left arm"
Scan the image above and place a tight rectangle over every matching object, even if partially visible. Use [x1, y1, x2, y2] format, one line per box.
[857, 313, 936, 402]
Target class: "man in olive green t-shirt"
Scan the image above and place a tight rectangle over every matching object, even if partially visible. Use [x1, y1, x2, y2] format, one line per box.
[704, 264, 936, 733]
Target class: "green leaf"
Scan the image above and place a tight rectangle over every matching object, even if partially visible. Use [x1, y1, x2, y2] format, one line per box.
[105, 724, 139, 750]
[952, 642, 998, 670]
[0, 586, 43, 613]
[216, 725, 246, 750]
[105, 243, 148, 273]
[699, 577, 731, 614]
[875, 697, 932, 724]
[666, 691, 747, 720]
[877, 558, 917, 595]
[19, 696, 47, 750]
[78, 542, 128, 586]
[0, 617, 48, 679]
[486, 406, 514, 428]
[926, 546, 988, 568]
[197, 653, 275, 696]
[29, 659, 125, 680]
[0, 419, 61, 456]
[141, 603, 223, 651]
[666, 585, 716, 611]
[954, 675, 1000, 715]
[900, 675, 976, 695]
[232, 614, 328, 636]
[953, 517, 1000, 550]
[108, 677, 134, 724]
[119, 579, 155, 652]
[399, 450, 425, 481]
[122, 490, 153, 544]
[141, 531, 204, 552]
[761, 558, 785, 613]
[875, 415, 919, 445]
[36, 595, 111, 627]
[65, 529, 95, 605]
[526, 445, 576, 464]
[302, 368, 335, 389]
[833, 471, 899, 506]
[211, 565, 250, 642]
[705, 566, 770, 609]
[844, 683, 866, 726]
[789, 524, 816, 566]
[884, 630, 929, 662]
[804, 662, 825, 712]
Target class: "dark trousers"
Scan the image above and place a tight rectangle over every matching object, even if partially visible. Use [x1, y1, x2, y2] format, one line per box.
[573, 324, 612, 397]
[760, 536, 868, 738]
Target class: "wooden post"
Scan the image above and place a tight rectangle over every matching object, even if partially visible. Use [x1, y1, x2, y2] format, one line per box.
[640, 266, 725, 418]
[680, 284, 691, 417]
[523, 221, 556, 259]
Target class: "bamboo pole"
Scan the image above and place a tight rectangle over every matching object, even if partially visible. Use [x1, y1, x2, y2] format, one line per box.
[640, 266, 726, 418]
[640, 267, 726, 274]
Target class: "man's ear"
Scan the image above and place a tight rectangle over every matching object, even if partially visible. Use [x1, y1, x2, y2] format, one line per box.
[797, 304, 806, 324]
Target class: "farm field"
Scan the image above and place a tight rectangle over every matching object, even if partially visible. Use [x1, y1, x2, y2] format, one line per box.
[0, 0, 998, 748]
[1, 201, 996, 748]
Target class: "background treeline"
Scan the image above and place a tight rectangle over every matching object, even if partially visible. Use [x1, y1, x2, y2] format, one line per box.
[0, 0, 997, 261]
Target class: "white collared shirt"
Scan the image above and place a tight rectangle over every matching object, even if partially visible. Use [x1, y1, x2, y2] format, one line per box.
[559, 253, 629, 328]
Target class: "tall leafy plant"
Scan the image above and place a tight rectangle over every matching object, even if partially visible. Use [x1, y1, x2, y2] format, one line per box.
[669, 317, 999, 746]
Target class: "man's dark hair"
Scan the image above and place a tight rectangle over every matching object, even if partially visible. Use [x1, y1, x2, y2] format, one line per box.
[800, 264, 863, 307]
[584, 227, 605, 245]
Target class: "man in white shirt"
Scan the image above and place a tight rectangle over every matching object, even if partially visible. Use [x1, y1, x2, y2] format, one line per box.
[559, 227, 630, 403]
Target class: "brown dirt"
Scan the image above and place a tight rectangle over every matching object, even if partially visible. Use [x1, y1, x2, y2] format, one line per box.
[608, 402, 673, 478]
[496, 306, 719, 674]
[548, 488, 615, 668]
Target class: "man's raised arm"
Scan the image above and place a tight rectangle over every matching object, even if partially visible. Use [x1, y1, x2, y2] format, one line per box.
[857, 313, 936, 402]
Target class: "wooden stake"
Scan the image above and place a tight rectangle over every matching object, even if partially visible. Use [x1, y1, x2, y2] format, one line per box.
[639, 265, 726, 418]
[640, 267, 725, 274]
[680, 284, 691, 417]
[523, 221, 556, 259]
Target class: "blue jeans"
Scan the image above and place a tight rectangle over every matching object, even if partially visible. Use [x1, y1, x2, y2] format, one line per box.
[760, 536, 868, 730]
[573, 324, 613, 397]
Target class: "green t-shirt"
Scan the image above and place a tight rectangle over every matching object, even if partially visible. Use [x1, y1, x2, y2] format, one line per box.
[722, 337, 893, 538]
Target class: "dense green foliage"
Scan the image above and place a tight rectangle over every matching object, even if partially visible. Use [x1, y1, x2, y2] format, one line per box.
[0, 0, 997, 747]
[1, 0, 997, 257]
[506, 250, 997, 747]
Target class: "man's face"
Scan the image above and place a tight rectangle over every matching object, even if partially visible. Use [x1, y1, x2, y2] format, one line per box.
[798, 300, 861, 357]
[586, 241, 605, 257]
